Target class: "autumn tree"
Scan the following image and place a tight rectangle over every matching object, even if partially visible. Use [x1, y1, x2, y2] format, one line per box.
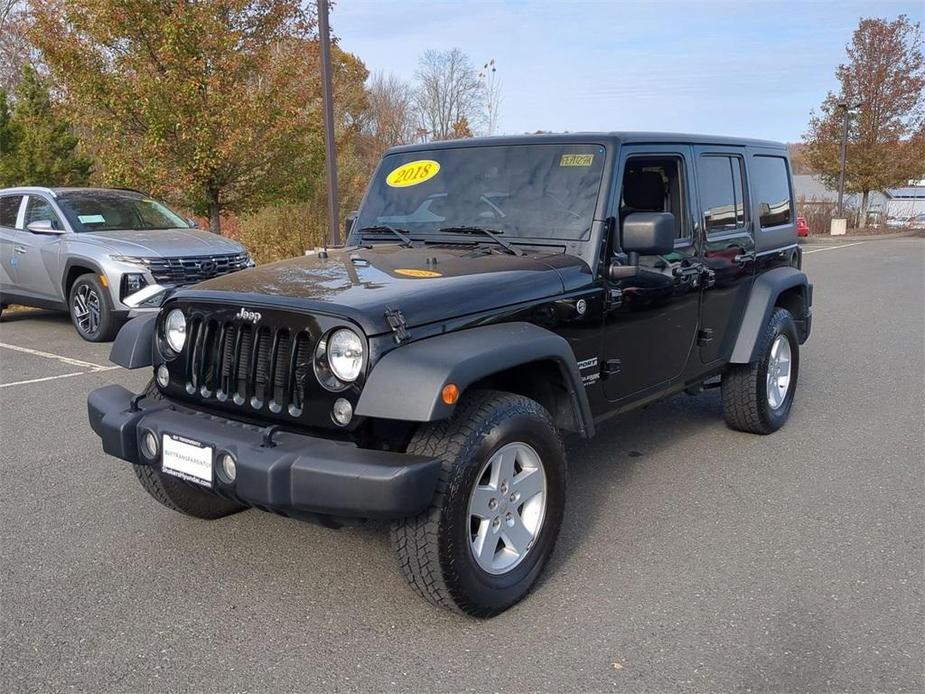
[0, 65, 91, 186]
[414, 48, 485, 141]
[1, 1, 32, 92]
[804, 15, 925, 227]
[359, 71, 417, 161]
[31, 0, 366, 234]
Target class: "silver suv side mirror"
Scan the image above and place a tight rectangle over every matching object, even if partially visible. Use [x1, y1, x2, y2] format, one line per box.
[26, 220, 65, 235]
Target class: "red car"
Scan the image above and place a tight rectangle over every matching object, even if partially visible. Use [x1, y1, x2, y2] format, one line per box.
[797, 216, 810, 237]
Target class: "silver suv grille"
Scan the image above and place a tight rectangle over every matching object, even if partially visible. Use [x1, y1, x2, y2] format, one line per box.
[136, 253, 250, 284]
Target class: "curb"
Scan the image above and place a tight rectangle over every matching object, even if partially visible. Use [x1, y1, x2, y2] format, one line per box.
[799, 230, 924, 245]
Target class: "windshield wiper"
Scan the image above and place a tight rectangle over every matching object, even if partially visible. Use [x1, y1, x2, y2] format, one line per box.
[437, 226, 523, 256]
[358, 225, 414, 247]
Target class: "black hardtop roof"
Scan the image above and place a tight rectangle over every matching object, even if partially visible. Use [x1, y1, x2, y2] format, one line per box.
[386, 131, 786, 155]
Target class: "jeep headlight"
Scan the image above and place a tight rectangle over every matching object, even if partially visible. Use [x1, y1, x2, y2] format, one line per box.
[164, 309, 187, 353]
[315, 328, 364, 389]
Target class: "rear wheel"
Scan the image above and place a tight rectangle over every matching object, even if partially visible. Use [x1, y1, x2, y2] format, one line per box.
[391, 390, 566, 617]
[722, 307, 800, 434]
[132, 379, 245, 520]
[69, 273, 119, 342]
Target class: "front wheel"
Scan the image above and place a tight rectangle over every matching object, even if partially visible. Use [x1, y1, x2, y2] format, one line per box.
[722, 307, 800, 434]
[69, 273, 119, 342]
[391, 391, 566, 617]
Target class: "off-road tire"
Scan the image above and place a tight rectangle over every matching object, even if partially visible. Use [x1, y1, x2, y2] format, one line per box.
[132, 379, 245, 520]
[391, 390, 567, 617]
[722, 307, 800, 434]
[68, 273, 119, 342]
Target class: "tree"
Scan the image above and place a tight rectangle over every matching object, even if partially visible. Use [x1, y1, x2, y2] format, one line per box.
[804, 15, 925, 228]
[478, 58, 501, 136]
[1, 1, 33, 92]
[360, 71, 417, 160]
[30, 0, 366, 234]
[0, 65, 91, 186]
[414, 48, 485, 141]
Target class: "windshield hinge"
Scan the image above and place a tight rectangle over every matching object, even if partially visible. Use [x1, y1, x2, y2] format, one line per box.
[384, 305, 411, 344]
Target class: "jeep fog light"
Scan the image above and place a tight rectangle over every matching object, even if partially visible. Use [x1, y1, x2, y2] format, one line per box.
[164, 309, 187, 352]
[332, 398, 353, 426]
[156, 364, 169, 388]
[219, 453, 237, 483]
[141, 431, 158, 459]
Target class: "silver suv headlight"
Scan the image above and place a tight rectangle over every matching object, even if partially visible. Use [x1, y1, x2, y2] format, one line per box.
[164, 309, 187, 352]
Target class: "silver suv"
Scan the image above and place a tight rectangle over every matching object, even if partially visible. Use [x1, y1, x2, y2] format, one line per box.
[0, 187, 253, 341]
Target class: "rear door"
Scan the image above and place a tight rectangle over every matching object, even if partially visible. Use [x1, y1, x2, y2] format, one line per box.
[0, 194, 26, 295]
[693, 147, 757, 364]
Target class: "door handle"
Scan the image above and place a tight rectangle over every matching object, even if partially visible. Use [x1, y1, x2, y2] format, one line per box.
[734, 251, 756, 266]
[14, 246, 27, 254]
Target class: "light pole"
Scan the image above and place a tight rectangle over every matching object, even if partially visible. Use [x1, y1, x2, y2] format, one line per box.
[835, 100, 861, 220]
[318, 0, 339, 247]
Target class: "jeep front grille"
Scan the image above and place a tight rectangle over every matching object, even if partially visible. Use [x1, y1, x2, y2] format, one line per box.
[184, 316, 314, 417]
[134, 253, 251, 285]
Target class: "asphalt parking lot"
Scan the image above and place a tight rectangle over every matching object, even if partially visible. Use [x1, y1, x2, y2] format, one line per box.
[1, 239, 922, 693]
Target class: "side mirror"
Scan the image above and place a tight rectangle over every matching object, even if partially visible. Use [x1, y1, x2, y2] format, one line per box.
[344, 211, 358, 238]
[621, 212, 675, 256]
[186, 218, 199, 229]
[26, 219, 64, 235]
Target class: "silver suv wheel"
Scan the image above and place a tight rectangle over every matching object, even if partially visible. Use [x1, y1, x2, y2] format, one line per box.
[72, 283, 101, 337]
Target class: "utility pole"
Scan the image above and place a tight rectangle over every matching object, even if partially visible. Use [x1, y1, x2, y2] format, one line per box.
[835, 100, 861, 219]
[318, 0, 339, 246]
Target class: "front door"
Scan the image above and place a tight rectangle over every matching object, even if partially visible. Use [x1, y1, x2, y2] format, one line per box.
[13, 194, 67, 302]
[602, 145, 702, 402]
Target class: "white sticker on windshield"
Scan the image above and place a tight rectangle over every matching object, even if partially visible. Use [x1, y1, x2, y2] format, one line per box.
[78, 214, 105, 224]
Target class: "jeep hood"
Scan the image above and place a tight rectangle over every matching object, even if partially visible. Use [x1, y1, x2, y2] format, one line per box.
[177, 243, 587, 335]
[77, 228, 245, 257]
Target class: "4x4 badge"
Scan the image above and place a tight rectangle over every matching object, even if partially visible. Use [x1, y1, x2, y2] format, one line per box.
[237, 307, 262, 323]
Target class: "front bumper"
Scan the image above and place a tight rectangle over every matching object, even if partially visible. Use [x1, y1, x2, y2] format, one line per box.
[87, 385, 442, 521]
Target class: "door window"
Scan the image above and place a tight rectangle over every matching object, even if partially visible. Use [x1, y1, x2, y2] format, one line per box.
[0, 195, 24, 228]
[698, 155, 747, 233]
[24, 196, 64, 230]
[751, 156, 792, 228]
[619, 156, 689, 240]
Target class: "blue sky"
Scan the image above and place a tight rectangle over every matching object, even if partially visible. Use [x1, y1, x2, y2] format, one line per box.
[333, 0, 923, 142]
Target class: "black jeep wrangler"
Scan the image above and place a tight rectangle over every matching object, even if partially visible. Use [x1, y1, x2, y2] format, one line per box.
[88, 133, 812, 616]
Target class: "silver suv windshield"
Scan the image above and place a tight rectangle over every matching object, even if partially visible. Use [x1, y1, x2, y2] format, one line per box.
[356, 144, 606, 241]
[57, 191, 190, 232]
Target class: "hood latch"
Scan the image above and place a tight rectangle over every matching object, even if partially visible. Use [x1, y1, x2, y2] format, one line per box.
[384, 305, 411, 344]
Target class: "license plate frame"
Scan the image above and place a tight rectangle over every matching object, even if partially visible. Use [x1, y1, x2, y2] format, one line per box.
[161, 433, 214, 488]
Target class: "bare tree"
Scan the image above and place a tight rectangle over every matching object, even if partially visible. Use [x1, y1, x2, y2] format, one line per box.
[414, 48, 485, 141]
[1, 0, 34, 92]
[804, 15, 925, 228]
[478, 58, 501, 136]
[362, 71, 417, 157]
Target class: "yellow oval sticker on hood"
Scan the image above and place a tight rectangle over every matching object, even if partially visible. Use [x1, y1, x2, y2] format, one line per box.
[395, 268, 442, 278]
[386, 160, 440, 188]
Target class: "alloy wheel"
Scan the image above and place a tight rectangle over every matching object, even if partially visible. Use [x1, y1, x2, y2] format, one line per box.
[72, 284, 101, 338]
[467, 441, 547, 575]
[766, 334, 792, 409]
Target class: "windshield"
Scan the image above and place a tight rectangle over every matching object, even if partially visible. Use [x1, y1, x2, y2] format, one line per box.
[355, 144, 606, 241]
[57, 192, 190, 232]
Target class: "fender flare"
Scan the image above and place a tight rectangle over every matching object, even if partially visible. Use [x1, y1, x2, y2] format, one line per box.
[355, 322, 595, 438]
[730, 266, 810, 364]
[62, 256, 106, 298]
[109, 314, 157, 369]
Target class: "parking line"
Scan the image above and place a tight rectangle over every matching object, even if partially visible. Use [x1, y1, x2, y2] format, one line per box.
[0, 368, 119, 389]
[0, 342, 112, 370]
[803, 242, 865, 254]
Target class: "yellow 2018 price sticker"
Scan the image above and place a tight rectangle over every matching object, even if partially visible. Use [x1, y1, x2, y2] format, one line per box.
[386, 160, 441, 187]
[560, 153, 595, 167]
[394, 268, 442, 278]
